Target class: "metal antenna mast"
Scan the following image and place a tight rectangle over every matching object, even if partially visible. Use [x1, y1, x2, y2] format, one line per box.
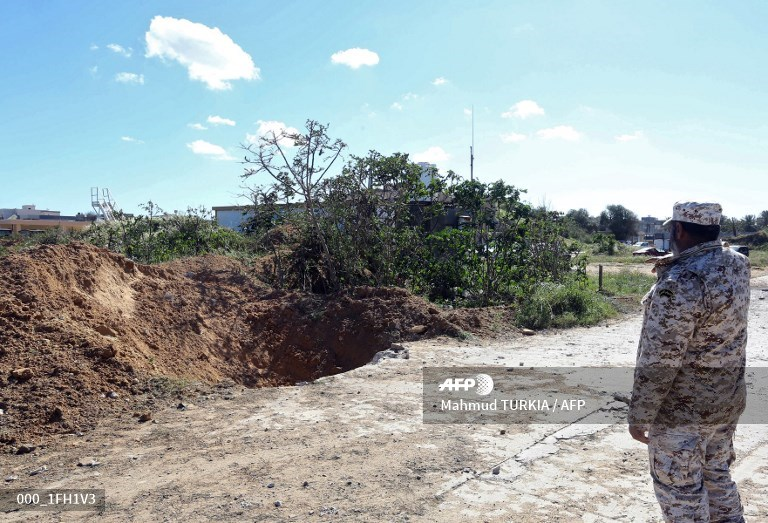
[470, 105, 475, 181]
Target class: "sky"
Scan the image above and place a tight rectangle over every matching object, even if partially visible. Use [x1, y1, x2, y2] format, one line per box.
[1, 0, 767, 220]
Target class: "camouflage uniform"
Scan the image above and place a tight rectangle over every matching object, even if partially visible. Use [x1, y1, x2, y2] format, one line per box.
[629, 202, 750, 523]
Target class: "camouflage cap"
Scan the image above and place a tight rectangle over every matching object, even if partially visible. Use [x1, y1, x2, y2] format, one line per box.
[663, 201, 722, 226]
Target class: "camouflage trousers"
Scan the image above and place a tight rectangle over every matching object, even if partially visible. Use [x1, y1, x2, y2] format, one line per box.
[648, 424, 744, 523]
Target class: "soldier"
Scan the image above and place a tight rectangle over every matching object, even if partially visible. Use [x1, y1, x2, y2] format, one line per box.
[628, 201, 750, 523]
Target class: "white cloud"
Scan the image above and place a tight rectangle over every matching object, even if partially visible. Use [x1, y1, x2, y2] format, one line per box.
[114, 72, 144, 84]
[536, 125, 583, 141]
[188, 123, 207, 130]
[145, 15, 259, 90]
[121, 136, 144, 144]
[392, 93, 420, 110]
[500, 132, 527, 143]
[207, 115, 236, 126]
[361, 103, 377, 118]
[615, 131, 645, 142]
[330, 48, 379, 69]
[413, 146, 449, 164]
[432, 77, 448, 86]
[245, 120, 299, 147]
[463, 108, 473, 117]
[89, 66, 99, 77]
[501, 100, 545, 119]
[186, 139, 233, 160]
[89, 44, 99, 51]
[107, 43, 133, 57]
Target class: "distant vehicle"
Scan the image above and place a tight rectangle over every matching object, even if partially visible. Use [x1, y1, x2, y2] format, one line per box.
[632, 247, 667, 256]
[632, 241, 651, 248]
[730, 245, 750, 256]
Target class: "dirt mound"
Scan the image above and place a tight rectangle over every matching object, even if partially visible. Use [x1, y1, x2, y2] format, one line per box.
[0, 243, 509, 449]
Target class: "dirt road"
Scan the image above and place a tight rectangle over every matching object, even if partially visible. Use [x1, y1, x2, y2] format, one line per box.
[3, 284, 768, 522]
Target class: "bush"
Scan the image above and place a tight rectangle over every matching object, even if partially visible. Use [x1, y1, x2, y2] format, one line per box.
[0, 204, 250, 264]
[241, 123, 583, 302]
[515, 279, 616, 329]
[412, 228, 477, 301]
[81, 204, 247, 264]
[0, 228, 79, 257]
[591, 233, 617, 255]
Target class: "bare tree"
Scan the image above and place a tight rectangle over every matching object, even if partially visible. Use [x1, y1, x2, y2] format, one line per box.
[241, 120, 346, 290]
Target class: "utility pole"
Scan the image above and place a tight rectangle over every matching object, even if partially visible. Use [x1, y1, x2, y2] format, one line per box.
[470, 105, 475, 182]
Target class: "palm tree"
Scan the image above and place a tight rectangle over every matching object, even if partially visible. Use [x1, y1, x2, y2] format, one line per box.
[743, 214, 757, 233]
[760, 210, 768, 229]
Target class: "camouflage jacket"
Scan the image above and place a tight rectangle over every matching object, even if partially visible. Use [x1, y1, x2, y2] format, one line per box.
[629, 240, 750, 427]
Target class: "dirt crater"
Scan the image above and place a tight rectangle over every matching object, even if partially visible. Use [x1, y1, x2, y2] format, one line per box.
[0, 243, 509, 447]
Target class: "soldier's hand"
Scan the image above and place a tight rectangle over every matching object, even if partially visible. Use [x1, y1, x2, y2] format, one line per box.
[629, 424, 649, 444]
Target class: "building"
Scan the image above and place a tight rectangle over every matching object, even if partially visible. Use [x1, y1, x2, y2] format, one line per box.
[638, 216, 670, 250]
[417, 162, 437, 186]
[212, 206, 254, 232]
[0, 205, 92, 236]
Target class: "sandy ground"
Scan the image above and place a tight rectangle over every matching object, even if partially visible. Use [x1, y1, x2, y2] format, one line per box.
[585, 261, 656, 276]
[2, 282, 768, 522]
[586, 260, 768, 280]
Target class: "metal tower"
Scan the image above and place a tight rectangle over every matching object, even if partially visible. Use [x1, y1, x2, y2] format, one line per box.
[91, 187, 118, 221]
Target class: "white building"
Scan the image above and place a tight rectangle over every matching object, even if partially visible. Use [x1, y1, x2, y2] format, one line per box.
[639, 216, 670, 250]
[0, 204, 61, 220]
[417, 162, 436, 187]
[212, 206, 253, 231]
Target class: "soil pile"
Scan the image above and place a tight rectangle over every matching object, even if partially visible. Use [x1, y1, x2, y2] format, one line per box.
[0, 243, 512, 448]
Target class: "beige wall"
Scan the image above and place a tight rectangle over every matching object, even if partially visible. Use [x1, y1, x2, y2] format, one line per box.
[0, 219, 90, 234]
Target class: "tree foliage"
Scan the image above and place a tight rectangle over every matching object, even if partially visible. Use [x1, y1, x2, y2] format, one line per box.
[565, 208, 598, 234]
[743, 214, 758, 233]
[599, 204, 639, 241]
[760, 210, 768, 229]
[241, 121, 583, 305]
[80, 204, 245, 263]
[242, 119, 346, 291]
[591, 232, 617, 255]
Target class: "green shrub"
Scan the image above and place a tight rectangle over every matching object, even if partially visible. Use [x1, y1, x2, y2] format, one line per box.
[81, 204, 247, 264]
[516, 279, 616, 329]
[591, 232, 617, 255]
[242, 123, 582, 302]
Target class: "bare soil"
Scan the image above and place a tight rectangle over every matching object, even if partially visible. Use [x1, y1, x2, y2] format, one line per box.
[2, 244, 766, 522]
[0, 243, 512, 449]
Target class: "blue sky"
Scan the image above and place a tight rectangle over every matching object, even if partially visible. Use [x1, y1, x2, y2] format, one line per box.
[1, 1, 766, 219]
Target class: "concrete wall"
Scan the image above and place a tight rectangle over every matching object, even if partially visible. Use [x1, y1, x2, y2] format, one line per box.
[0, 219, 89, 235]
[214, 209, 253, 231]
